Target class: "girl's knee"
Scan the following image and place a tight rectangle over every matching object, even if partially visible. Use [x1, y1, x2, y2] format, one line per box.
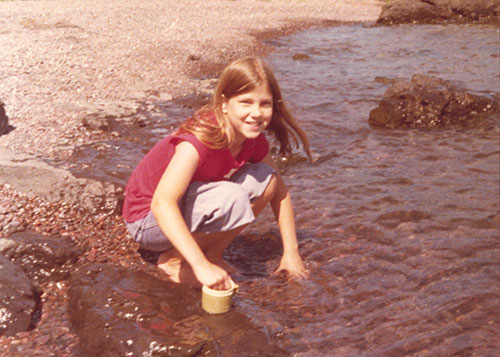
[201, 182, 253, 231]
[218, 182, 250, 212]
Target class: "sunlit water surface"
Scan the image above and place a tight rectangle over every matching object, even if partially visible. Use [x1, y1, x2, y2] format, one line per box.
[229, 24, 500, 356]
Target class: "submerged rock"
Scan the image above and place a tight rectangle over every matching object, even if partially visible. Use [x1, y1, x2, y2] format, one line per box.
[377, 0, 500, 25]
[368, 74, 499, 128]
[0, 254, 41, 337]
[68, 263, 287, 356]
[68, 263, 202, 356]
[0, 230, 81, 283]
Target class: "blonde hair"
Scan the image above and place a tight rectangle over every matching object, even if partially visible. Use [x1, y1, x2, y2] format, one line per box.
[178, 57, 312, 161]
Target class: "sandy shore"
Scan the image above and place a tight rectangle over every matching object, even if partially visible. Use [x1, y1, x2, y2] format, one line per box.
[0, 0, 381, 158]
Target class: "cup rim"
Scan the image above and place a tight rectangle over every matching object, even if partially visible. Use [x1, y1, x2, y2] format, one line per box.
[202, 281, 239, 297]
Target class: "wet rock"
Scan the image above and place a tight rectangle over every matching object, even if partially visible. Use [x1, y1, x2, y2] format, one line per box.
[0, 149, 120, 213]
[377, 0, 500, 25]
[0, 254, 41, 337]
[68, 263, 286, 356]
[368, 74, 499, 128]
[69, 100, 145, 131]
[0, 230, 81, 283]
[68, 263, 210, 355]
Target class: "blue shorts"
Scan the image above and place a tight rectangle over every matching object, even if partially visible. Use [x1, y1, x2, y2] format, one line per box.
[125, 162, 275, 253]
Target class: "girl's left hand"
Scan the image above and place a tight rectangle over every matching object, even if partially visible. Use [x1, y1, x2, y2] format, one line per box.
[274, 251, 309, 279]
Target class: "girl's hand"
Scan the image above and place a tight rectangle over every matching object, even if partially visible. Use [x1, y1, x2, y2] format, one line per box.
[274, 251, 309, 279]
[192, 260, 234, 290]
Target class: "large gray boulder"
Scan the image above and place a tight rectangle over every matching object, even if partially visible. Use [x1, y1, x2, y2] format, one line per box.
[0, 149, 120, 214]
[369, 74, 499, 128]
[0, 254, 41, 337]
[377, 0, 500, 25]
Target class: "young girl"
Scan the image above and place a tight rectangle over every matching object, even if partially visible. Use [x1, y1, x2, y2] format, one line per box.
[123, 57, 312, 290]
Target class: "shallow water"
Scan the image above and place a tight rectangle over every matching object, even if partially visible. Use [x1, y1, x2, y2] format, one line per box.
[229, 24, 500, 356]
[72, 24, 499, 355]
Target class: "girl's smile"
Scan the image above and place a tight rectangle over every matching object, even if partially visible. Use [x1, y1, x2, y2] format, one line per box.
[222, 84, 273, 151]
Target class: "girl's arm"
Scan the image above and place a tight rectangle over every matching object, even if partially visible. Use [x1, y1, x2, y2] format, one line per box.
[261, 153, 309, 279]
[151, 141, 233, 289]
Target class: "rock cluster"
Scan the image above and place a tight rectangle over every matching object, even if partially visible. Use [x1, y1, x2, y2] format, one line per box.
[369, 74, 499, 128]
[377, 0, 500, 25]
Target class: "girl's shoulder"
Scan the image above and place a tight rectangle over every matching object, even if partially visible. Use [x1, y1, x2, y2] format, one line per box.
[171, 131, 212, 160]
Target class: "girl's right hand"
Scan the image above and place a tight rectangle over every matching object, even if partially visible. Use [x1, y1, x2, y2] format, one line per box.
[275, 250, 309, 279]
[193, 260, 234, 290]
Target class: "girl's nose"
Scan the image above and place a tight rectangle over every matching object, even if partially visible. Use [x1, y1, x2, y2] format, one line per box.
[251, 104, 263, 118]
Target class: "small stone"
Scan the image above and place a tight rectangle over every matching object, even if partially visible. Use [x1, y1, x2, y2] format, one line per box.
[292, 53, 310, 60]
[159, 93, 173, 101]
[3, 220, 23, 235]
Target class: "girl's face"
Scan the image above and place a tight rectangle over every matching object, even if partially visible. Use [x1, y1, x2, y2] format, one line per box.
[222, 83, 273, 147]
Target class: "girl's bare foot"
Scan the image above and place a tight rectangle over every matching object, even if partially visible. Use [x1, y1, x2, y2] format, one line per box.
[157, 254, 200, 287]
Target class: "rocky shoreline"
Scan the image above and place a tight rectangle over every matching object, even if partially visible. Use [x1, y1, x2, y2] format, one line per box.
[0, 0, 383, 237]
[0, 1, 382, 355]
[1, 0, 498, 355]
[0, 0, 383, 240]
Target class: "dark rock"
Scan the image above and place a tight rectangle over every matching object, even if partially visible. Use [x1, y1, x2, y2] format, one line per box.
[0, 101, 8, 136]
[377, 0, 500, 25]
[68, 263, 287, 356]
[369, 74, 499, 128]
[188, 54, 201, 61]
[0, 230, 81, 283]
[0, 254, 41, 337]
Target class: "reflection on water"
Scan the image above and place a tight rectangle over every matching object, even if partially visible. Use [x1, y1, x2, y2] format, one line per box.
[70, 24, 499, 355]
[226, 24, 499, 356]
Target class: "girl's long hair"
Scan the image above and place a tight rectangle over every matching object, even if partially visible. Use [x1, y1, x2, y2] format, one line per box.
[178, 57, 312, 161]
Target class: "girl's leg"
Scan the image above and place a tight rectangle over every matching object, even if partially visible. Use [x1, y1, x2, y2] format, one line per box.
[157, 225, 248, 285]
[200, 172, 278, 266]
[158, 172, 278, 285]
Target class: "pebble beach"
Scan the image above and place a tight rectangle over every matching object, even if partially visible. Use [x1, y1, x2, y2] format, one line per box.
[0, 0, 381, 157]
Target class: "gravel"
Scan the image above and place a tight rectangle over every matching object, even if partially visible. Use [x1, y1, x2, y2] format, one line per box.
[0, 0, 381, 157]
